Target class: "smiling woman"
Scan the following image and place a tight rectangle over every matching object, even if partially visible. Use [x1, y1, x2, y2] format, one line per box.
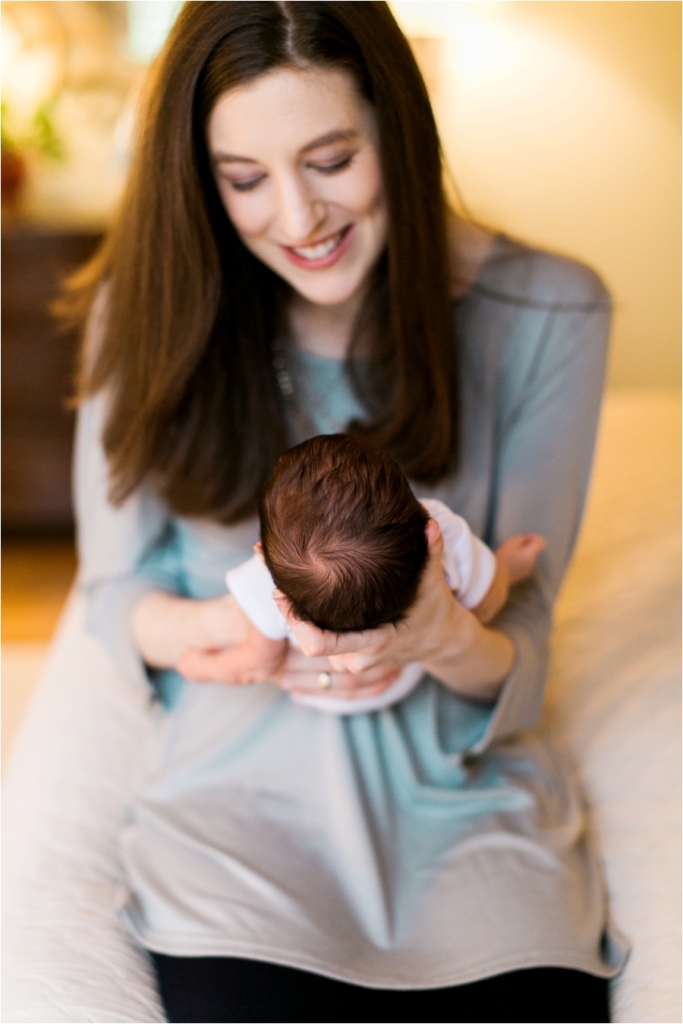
[48, 3, 627, 1021]
[63, 2, 456, 527]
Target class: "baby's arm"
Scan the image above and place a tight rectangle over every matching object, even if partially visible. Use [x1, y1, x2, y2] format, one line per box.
[177, 621, 287, 685]
[471, 534, 546, 625]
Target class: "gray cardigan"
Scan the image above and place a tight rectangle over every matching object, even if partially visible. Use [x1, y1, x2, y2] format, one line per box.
[74, 235, 628, 986]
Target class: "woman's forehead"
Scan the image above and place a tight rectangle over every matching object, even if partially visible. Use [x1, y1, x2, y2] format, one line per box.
[207, 66, 375, 162]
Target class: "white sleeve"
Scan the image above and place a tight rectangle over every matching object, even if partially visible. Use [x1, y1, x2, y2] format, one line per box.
[226, 555, 289, 641]
[419, 498, 496, 610]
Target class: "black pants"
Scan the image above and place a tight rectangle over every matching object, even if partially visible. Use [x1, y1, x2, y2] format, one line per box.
[151, 954, 611, 1023]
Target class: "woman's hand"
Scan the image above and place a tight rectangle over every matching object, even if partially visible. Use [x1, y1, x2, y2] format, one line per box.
[276, 519, 515, 702]
[135, 588, 400, 697]
[176, 627, 401, 699]
[177, 622, 288, 686]
[131, 590, 250, 669]
[271, 647, 401, 701]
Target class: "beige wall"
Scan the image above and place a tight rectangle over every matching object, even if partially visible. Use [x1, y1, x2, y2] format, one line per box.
[393, 1, 681, 389]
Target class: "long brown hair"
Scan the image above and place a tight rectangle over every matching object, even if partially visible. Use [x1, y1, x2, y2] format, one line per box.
[66, 1, 456, 523]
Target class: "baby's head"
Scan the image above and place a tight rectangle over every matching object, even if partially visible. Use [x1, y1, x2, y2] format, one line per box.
[259, 434, 429, 633]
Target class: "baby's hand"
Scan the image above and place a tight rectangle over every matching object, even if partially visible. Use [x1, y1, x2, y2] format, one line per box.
[176, 623, 287, 686]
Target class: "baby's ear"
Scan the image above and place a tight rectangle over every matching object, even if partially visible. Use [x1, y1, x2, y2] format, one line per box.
[425, 517, 442, 549]
[254, 541, 266, 564]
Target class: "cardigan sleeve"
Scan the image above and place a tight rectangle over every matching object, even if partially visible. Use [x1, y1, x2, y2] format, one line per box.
[74, 391, 180, 689]
[469, 257, 611, 753]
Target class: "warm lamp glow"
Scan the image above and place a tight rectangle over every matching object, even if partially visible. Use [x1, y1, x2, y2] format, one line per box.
[1, 5, 64, 123]
[392, 1, 681, 389]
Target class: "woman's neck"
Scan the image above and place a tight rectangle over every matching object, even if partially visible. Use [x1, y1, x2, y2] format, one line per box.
[447, 218, 496, 299]
[287, 288, 366, 360]
[286, 219, 496, 357]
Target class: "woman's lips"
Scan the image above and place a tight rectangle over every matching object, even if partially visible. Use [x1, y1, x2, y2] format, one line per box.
[282, 225, 354, 269]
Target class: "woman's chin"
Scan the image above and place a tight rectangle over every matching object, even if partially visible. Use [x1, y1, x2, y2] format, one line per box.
[284, 270, 367, 309]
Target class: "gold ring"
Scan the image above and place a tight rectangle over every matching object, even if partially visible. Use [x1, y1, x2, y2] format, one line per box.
[318, 671, 332, 690]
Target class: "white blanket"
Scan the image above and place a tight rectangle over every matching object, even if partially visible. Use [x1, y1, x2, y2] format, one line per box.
[3, 390, 680, 1023]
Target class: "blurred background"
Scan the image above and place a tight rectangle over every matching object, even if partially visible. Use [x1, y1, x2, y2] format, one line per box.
[3, 1, 681, 759]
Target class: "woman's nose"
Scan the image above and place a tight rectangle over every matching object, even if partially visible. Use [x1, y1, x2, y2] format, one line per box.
[274, 174, 327, 244]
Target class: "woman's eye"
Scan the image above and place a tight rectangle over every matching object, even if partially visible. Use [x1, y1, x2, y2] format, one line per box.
[312, 155, 354, 175]
[227, 176, 266, 192]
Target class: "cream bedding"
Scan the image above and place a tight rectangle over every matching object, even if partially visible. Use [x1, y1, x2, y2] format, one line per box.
[545, 389, 681, 1023]
[3, 389, 680, 1023]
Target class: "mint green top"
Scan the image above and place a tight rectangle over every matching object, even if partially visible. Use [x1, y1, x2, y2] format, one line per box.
[75, 236, 628, 986]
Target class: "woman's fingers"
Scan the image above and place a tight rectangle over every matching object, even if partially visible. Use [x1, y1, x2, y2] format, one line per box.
[293, 679, 398, 700]
[329, 651, 384, 674]
[273, 646, 400, 696]
[288, 616, 392, 659]
[177, 646, 272, 685]
[273, 589, 390, 658]
[273, 663, 401, 698]
[177, 647, 245, 683]
[278, 648, 398, 681]
[177, 638, 401, 699]
[277, 648, 343, 672]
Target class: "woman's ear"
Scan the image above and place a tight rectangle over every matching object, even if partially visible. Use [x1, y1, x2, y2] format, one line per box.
[254, 541, 265, 564]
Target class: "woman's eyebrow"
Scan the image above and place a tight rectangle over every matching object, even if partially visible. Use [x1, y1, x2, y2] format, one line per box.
[299, 128, 360, 154]
[213, 153, 259, 166]
[213, 129, 360, 166]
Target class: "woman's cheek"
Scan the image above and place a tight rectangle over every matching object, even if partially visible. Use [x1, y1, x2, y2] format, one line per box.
[217, 187, 270, 238]
[328, 180, 378, 217]
[330, 160, 384, 219]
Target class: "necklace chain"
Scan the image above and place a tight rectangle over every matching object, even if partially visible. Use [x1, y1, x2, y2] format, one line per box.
[271, 339, 348, 439]
[272, 341, 295, 398]
[271, 338, 298, 403]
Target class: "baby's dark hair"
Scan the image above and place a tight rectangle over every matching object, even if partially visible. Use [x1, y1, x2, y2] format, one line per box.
[259, 434, 429, 633]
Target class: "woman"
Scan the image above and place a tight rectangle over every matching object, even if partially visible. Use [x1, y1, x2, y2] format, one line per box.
[67, 3, 627, 1021]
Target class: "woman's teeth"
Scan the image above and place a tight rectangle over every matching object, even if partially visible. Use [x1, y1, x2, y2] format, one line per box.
[291, 230, 345, 260]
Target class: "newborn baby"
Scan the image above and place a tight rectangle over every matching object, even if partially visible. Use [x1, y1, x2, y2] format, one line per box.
[223, 434, 544, 714]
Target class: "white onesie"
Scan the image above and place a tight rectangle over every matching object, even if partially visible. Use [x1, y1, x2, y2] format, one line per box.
[226, 498, 496, 715]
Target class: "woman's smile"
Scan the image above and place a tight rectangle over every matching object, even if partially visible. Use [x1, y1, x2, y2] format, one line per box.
[282, 224, 354, 268]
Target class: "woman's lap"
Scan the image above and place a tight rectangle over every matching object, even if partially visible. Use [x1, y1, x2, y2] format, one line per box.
[151, 953, 610, 1023]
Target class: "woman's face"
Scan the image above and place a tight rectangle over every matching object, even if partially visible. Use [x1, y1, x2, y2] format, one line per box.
[207, 66, 387, 308]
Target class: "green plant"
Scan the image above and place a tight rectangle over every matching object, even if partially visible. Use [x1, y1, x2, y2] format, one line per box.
[1, 98, 65, 160]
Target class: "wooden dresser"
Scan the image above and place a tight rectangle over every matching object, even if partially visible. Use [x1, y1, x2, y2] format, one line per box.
[2, 225, 103, 533]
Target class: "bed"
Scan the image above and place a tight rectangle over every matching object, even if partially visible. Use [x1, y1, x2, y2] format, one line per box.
[3, 389, 680, 1023]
